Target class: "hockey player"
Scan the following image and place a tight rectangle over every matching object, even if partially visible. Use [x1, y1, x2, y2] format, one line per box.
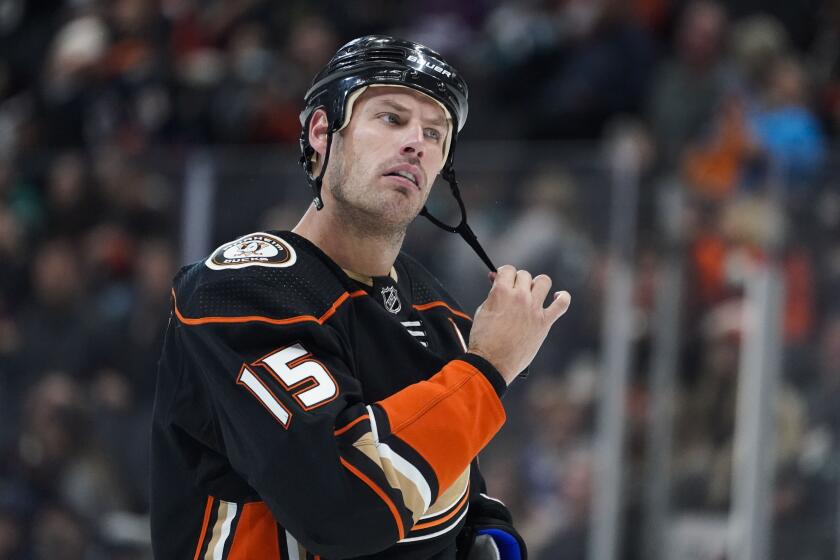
[151, 36, 571, 560]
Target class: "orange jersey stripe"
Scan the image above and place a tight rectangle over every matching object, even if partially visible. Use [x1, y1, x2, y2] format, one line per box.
[378, 359, 505, 496]
[334, 414, 369, 437]
[192, 496, 215, 560]
[226, 502, 279, 560]
[413, 301, 471, 321]
[340, 457, 405, 540]
[411, 482, 470, 531]
[172, 289, 367, 326]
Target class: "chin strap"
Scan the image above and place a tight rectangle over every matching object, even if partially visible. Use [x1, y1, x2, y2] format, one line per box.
[420, 167, 496, 272]
[302, 128, 335, 211]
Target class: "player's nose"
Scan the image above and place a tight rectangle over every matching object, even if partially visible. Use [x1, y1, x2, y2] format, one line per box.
[399, 123, 425, 159]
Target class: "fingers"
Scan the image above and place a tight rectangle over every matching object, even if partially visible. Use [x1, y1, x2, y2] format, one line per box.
[493, 267, 566, 317]
[545, 291, 572, 322]
[514, 269, 532, 290]
[531, 274, 552, 304]
[493, 265, 516, 288]
[493, 266, 554, 301]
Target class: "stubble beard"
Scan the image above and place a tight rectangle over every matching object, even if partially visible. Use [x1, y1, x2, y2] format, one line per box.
[325, 138, 422, 243]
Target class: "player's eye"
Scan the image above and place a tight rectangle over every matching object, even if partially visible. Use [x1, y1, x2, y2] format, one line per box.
[380, 112, 402, 125]
[424, 128, 442, 142]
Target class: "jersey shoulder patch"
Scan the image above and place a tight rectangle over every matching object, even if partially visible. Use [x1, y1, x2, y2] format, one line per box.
[205, 232, 297, 270]
[174, 231, 353, 324]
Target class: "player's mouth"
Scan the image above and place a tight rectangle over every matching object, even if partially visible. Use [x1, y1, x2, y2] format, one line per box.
[383, 164, 422, 190]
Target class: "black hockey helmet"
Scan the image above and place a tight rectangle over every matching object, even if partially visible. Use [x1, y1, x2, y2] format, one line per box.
[299, 35, 495, 271]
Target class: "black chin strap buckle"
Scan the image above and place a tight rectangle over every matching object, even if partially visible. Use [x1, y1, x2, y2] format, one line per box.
[420, 169, 496, 272]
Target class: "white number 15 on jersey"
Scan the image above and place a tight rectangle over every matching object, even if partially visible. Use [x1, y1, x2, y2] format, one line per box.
[237, 343, 339, 428]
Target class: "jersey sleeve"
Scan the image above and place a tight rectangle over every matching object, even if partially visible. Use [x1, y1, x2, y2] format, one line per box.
[162, 277, 508, 559]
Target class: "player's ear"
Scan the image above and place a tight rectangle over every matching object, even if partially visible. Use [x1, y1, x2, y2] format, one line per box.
[308, 109, 330, 160]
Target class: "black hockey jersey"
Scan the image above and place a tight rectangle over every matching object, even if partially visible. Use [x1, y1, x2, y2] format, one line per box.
[150, 231, 510, 560]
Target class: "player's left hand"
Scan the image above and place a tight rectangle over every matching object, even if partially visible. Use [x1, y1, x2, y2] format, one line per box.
[457, 494, 527, 560]
[467, 530, 524, 560]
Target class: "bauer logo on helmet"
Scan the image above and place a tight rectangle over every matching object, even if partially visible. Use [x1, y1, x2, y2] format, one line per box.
[406, 55, 453, 78]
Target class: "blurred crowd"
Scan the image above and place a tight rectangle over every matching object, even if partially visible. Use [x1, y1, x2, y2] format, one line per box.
[1, 0, 840, 559]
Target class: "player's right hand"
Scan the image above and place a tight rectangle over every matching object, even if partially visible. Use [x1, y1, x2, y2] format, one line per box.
[467, 265, 571, 385]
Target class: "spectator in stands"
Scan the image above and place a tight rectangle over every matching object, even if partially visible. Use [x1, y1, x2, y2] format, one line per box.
[680, 13, 794, 199]
[0, 496, 29, 560]
[13, 239, 94, 383]
[0, 158, 41, 241]
[529, 0, 657, 139]
[0, 205, 26, 314]
[805, 316, 840, 443]
[39, 11, 110, 148]
[648, 0, 730, 165]
[812, 0, 840, 136]
[680, 92, 755, 200]
[673, 298, 807, 511]
[16, 374, 118, 507]
[778, 314, 840, 557]
[30, 503, 92, 560]
[44, 152, 100, 239]
[89, 148, 173, 237]
[534, 447, 593, 560]
[514, 359, 596, 557]
[113, 239, 176, 403]
[747, 56, 826, 193]
[729, 14, 791, 97]
[495, 165, 596, 371]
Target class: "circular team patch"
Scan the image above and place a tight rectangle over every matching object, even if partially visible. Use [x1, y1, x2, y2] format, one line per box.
[205, 232, 297, 270]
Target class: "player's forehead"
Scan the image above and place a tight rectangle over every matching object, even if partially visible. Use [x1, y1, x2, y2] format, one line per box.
[355, 86, 449, 123]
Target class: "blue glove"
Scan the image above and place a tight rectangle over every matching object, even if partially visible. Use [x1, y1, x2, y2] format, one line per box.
[469, 528, 524, 560]
[459, 494, 527, 560]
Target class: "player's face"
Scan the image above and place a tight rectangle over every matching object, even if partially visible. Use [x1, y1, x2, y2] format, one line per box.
[325, 86, 449, 231]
